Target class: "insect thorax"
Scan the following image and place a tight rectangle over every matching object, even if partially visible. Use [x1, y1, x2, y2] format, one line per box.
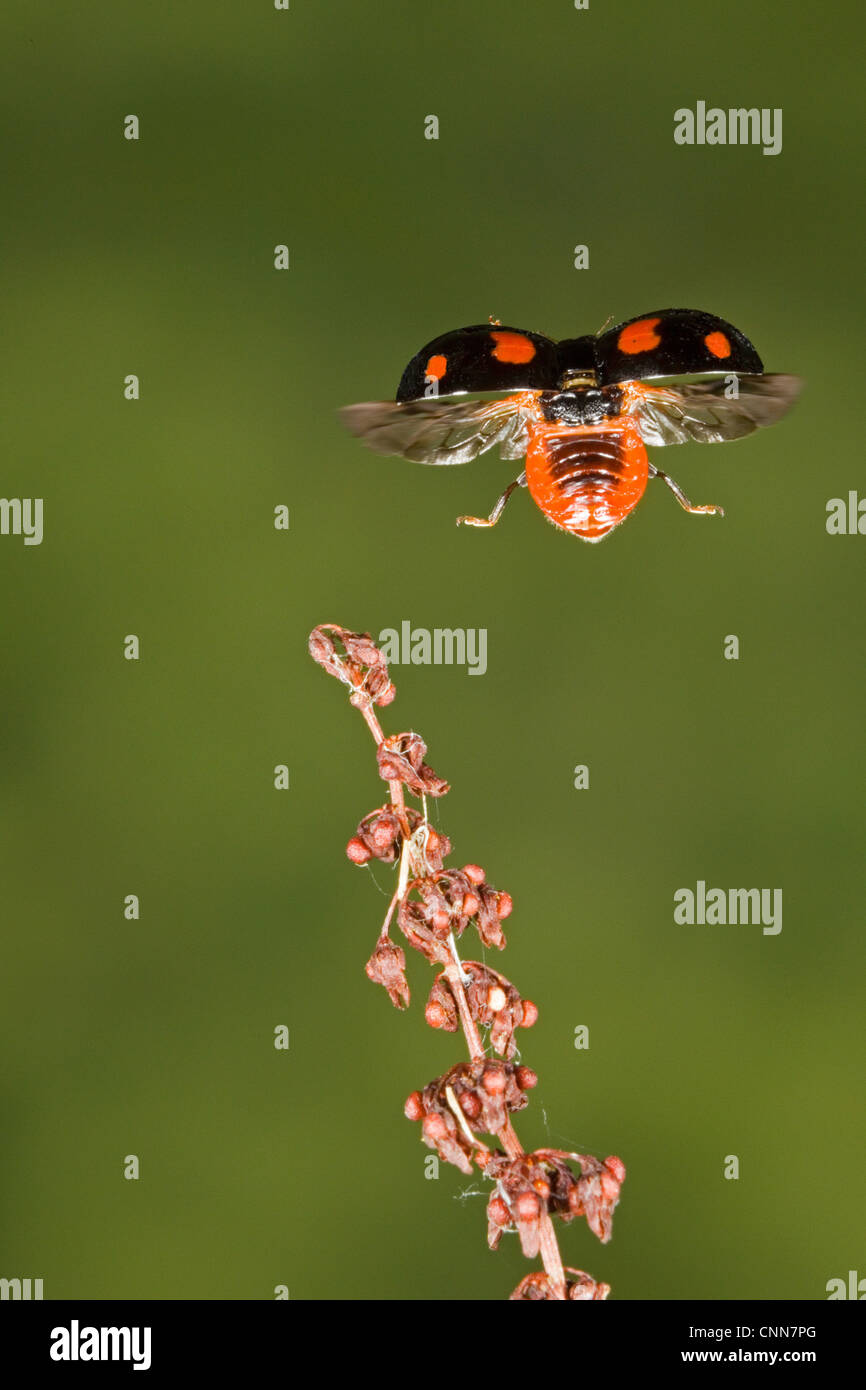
[539, 386, 625, 427]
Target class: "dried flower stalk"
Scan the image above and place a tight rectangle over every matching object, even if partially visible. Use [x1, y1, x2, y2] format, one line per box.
[309, 623, 625, 1300]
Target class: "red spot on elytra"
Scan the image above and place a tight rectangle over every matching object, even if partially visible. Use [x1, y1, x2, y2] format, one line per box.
[425, 354, 447, 379]
[490, 331, 536, 364]
[704, 331, 731, 358]
[617, 317, 662, 354]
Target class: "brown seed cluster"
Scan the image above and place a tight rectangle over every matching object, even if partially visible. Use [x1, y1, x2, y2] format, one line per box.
[398, 869, 510, 963]
[510, 1269, 612, 1302]
[426, 962, 535, 1059]
[377, 732, 450, 798]
[347, 806, 452, 869]
[485, 1150, 626, 1256]
[310, 623, 625, 1301]
[309, 624, 395, 708]
[404, 1060, 538, 1175]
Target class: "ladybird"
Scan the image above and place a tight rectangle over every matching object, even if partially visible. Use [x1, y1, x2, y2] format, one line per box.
[340, 309, 803, 542]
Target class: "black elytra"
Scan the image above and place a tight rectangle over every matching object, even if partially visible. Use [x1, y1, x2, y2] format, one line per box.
[396, 309, 764, 402]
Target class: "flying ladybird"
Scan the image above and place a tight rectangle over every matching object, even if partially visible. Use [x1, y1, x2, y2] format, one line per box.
[340, 309, 803, 542]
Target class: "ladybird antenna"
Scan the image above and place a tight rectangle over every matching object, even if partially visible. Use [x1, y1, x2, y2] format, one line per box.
[596, 312, 615, 335]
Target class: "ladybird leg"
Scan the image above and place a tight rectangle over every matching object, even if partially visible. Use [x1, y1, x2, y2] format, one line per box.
[649, 464, 725, 518]
[456, 473, 526, 529]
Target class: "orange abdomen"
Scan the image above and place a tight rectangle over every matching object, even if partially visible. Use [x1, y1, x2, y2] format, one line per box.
[524, 419, 649, 542]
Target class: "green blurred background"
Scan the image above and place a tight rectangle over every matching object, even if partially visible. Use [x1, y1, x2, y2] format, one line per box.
[1, 1, 863, 1300]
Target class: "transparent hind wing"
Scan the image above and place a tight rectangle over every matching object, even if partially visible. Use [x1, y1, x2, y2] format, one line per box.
[635, 374, 803, 447]
[340, 393, 538, 466]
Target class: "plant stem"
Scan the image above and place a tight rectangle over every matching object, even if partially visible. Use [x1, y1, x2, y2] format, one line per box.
[354, 692, 412, 837]
[351, 686, 568, 1299]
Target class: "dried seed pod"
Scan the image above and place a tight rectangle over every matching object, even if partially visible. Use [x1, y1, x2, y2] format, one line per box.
[566, 1270, 612, 1301]
[376, 732, 450, 797]
[510, 1269, 610, 1301]
[566, 1153, 627, 1244]
[424, 976, 458, 1033]
[365, 937, 410, 1010]
[308, 624, 395, 706]
[485, 1148, 625, 1250]
[347, 805, 452, 872]
[427, 963, 535, 1058]
[397, 871, 509, 957]
[407, 1061, 532, 1173]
